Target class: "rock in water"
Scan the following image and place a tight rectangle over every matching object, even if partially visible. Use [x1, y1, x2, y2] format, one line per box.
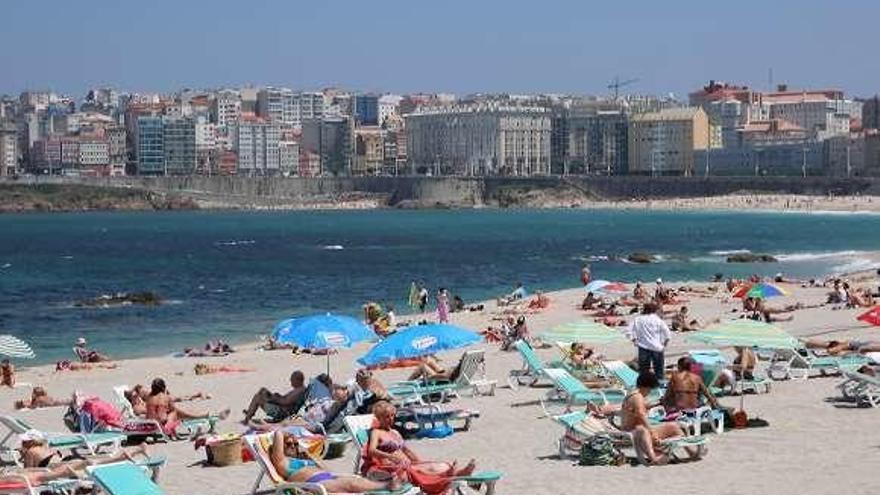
[726, 253, 778, 263]
[627, 252, 656, 264]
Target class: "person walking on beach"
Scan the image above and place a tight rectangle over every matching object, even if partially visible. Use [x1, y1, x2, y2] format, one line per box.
[581, 265, 591, 286]
[626, 302, 671, 378]
[437, 288, 450, 323]
[417, 284, 429, 313]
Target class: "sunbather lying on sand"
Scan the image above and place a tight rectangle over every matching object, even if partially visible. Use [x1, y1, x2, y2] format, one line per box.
[363, 401, 476, 490]
[55, 360, 117, 372]
[145, 378, 229, 435]
[268, 429, 391, 493]
[804, 339, 880, 356]
[14, 387, 72, 410]
[194, 363, 255, 375]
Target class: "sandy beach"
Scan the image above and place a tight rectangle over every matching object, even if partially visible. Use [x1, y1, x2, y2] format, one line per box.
[576, 193, 880, 214]
[5, 276, 880, 495]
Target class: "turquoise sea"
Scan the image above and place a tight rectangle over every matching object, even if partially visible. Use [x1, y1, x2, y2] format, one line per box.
[1, 208, 879, 364]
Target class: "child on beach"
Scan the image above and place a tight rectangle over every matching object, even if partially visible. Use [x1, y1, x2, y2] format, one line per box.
[1, 359, 15, 387]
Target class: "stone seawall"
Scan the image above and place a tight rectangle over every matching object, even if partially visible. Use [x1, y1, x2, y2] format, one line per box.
[4, 175, 880, 209]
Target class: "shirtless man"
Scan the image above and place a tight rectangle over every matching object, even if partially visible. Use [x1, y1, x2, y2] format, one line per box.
[620, 371, 689, 465]
[353, 369, 391, 415]
[663, 357, 719, 412]
[242, 371, 307, 424]
[146, 378, 228, 436]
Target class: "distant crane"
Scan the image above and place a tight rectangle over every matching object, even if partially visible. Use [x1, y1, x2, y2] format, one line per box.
[608, 76, 640, 100]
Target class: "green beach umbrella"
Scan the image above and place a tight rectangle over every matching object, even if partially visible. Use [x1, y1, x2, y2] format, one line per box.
[687, 319, 798, 349]
[541, 321, 626, 345]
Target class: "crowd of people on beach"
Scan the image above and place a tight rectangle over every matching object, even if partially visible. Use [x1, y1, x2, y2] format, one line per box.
[4, 263, 880, 493]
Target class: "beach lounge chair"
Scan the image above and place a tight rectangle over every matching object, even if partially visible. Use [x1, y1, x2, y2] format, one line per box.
[388, 350, 497, 404]
[0, 472, 84, 495]
[549, 410, 708, 464]
[111, 385, 216, 440]
[767, 348, 870, 381]
[394, 404, 480, 437]
[0, 415, 124, 465]
[86, 461, 165, 495]
[688, 350, 771, 395]
[601, 360, 663, 401]
[837, 370, 880, 408]
[507, 340, 554, 389]
[243, 433, 417, 495]
[343, 414, 502, 495]
[540, 368, 626, 412]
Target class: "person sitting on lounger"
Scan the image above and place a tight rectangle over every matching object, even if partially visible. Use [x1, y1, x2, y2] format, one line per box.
[569, 342, 599, 369]
[352, 369, 391, 415]
[18, 433, 150, 471]
[126, 383, 212, 416]
[242, 371, 307, 424]
[146, 378, 229, 436]
[663, 357, 719, 413]
[581, 292, 600, 310]
[14, 387, 72, 410]
[620, 371, 693, 465]
[73, 337, 111, 363]
[407, 355, 459, 383]
[268, 429, 390, 493]
[363, 401, 476, 490]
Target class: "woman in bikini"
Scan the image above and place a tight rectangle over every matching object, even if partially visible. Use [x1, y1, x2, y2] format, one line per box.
[144, 378, 229, 436]
[268, 429, 389, 493]
[363, 401, 475, 488]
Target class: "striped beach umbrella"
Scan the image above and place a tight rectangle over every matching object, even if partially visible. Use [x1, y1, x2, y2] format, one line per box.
[0, 335, 35, 359]
[687, 319, 799, 349]
[584, 280, 629, 294]
[541, 321, 626, 345]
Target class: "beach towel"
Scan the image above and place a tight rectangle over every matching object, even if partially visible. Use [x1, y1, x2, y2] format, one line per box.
[81, 398, 123, 429]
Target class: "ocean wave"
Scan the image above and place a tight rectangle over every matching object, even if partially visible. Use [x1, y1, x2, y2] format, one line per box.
[831, 258, 880, 274]
[774, 250, 870, 262]
[322, 245, 344, 250]
[214, 240, 256, 247]
[574, 255, 610, 262]
[709, 249, 751, 256]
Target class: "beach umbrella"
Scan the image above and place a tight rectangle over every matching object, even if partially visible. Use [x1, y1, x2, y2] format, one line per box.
[584, 280, 628, 294]
[856, 306, 880, 326]
[541, 321, 626, 345]
[733, 283, 787, 299]
[0, 335, 35, 359]
[687, 319, 799, 349]
[272, 314, 374, 373]
[357, 323, 481, 367]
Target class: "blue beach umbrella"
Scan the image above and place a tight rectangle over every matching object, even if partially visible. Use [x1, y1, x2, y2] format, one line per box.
[272, 314, 374, 350]
[273, 314, 375, 373]
[357, 323, 481, 368]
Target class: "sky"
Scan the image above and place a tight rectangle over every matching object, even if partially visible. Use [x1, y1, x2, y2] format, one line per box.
[1, 0, 876, 99]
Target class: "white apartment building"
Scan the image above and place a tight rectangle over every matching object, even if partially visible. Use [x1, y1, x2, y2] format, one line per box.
[279, 139, 299, 176]
[235, 117, 281, 175]
[291, 92, 324, 126]
[0, 124, 17, 175]
[378, 94, 403, 125]
[406, 104, 551, 176]
[78, 139, 110, 167]
[256, 87, 293, 125]
[212, 90, 241, 131]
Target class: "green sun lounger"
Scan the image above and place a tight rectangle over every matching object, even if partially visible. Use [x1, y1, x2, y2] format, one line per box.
[508, 340, 554, 389]
[343, 414, 502, 495]
[768, 348, 870, 380]
[87, 462, 165, 495]
[540, 368, 626, 414]
[600, 360, 665, 401]
[838, 370, 880, 407]
[388, 350, 496, 404]
[0, 415, 124, 465]
[550, 410, 708, 464]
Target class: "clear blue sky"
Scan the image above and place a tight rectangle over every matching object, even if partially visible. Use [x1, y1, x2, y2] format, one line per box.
[1, 0, 875, 98]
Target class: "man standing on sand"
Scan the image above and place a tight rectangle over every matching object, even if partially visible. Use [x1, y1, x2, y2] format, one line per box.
[581, 265, 591, 286]
[241, 370, 307, 424]
[626, 302, 671, 378]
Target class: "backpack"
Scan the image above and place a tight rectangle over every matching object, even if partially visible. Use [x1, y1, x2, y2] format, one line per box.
[578, 434, 624, 466]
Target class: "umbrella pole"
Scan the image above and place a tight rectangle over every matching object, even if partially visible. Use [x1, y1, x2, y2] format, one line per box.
[326, 353, 331, 376]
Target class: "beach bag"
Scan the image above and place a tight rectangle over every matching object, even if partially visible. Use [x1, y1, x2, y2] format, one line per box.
[578, 434, 623, 466]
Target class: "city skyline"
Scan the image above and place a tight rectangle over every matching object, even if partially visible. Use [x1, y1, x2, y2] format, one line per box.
[2, 0, 877, 98]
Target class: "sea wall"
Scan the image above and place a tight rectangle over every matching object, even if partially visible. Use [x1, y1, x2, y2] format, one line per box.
[4, 175, 880, 208]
